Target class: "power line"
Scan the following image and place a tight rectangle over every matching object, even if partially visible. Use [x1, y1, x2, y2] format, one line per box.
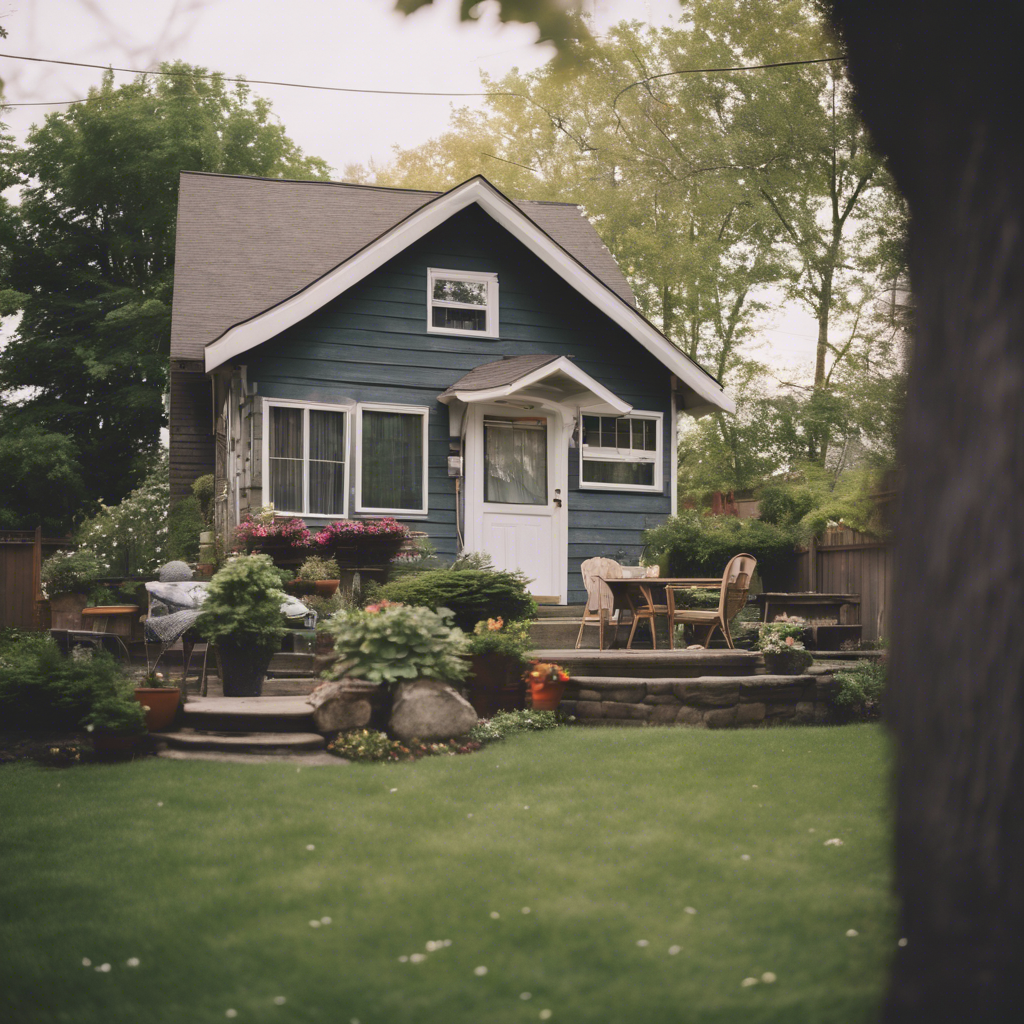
[0, 50, 844, 110]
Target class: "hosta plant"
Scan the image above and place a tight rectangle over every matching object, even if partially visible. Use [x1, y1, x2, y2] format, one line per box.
[756, 621, 808, 653]
[321, 602, 469, 686]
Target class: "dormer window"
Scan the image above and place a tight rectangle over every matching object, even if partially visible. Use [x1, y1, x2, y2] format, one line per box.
[427, 269, 498, 337]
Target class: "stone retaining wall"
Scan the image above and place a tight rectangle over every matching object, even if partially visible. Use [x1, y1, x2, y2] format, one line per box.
[561, 674, 838, 727]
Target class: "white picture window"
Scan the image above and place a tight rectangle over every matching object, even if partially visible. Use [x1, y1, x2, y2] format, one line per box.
[356, 403, 430, 515]
[427, 269, 498, 337]
[579, 411, 663, 492]
[264, 400, 349, 517]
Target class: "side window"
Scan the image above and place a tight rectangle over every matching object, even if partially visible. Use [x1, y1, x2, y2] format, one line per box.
[427, 269, 498, 337]
[579, 412, 663, 492]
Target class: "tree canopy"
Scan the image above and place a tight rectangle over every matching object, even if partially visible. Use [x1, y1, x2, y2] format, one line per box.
[0, 62, 330, 532]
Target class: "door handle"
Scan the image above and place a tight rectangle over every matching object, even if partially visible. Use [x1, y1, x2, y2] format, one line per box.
[553, 498, 562, 508]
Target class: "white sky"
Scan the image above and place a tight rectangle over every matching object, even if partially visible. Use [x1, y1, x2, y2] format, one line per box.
[0, 0, 821, 373]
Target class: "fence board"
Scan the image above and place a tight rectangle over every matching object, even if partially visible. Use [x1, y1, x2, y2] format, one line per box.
[0, 531, 71, 630]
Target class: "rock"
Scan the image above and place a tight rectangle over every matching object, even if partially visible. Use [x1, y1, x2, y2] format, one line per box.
[577, 688, 603, 702]
[574, 701, 605, 718]
[306, 679, 378, 732]
[608, 686, 646, 703]
[672, 681, 740, 707]
[704, 707, 738, 729]
[794, 701, 816, 723]
[646, 681, 675, 695]
[643, 694, 680, 705]
[735, 702, 766, 726]
[650, 705, 680, 725]
[390, 681, 478, 741]
[677, 706, 705, 727]
[603, 702, 652, 721]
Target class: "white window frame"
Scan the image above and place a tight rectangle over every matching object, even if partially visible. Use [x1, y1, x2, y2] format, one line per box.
[355, 402, 430, 516]
[261, 398, 351, 519]
[579, 410, 664, 493]
[426, 268, 499, 338]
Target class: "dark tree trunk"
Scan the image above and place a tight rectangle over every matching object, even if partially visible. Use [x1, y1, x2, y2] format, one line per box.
[828, 3, 1024, 1018]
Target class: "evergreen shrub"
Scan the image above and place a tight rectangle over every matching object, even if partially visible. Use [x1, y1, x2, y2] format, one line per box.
[195, 554, 287, 651]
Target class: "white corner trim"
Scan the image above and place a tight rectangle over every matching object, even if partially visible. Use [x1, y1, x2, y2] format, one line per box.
[202, 177, 733, 413]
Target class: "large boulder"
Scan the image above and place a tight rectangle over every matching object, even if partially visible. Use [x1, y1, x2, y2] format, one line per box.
[390, 680, 478, 742]
[307, 679, 379, 732]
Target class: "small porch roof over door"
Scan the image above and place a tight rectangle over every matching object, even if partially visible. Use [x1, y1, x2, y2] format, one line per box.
[438, 355, 631, 427]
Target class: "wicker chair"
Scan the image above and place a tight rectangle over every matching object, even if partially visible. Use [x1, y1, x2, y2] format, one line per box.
[576, 557, 623, 649]
[666, 553, 757, 649]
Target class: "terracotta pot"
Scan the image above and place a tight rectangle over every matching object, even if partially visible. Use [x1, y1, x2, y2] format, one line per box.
[216, 639, 277, 697]
[196, 563, 216, 578]
[49, 592, 88, 631]
[464, 653, 528, 718]
[133, 688, 181, 731]
[529, 678, 567, 711]
[314, 579, 340, 596]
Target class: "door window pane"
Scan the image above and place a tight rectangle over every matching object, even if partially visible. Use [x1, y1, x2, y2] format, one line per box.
[361, 410, 424, 511]
[268, 406, 303, 511]
[485, 420, 547, 505]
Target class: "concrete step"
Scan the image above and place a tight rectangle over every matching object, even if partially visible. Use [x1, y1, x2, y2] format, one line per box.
[534, 648, 763, 679]
[197, 677, 316, 698]
[160, 729, 326, 753]
[811, 649, 886, 661]
[267, 652, 315, 677]
[534, 604, 586, 619]
[182, 694, 316, 733]
[529, 619, 601, 649]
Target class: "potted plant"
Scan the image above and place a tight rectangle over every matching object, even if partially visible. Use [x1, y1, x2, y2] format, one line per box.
[195, 554, 287, 697]
[313, 517, 409, 569]
[463, 617, 532, 717]
[756, 621, 814, 675]
[41, 548, 103, 630]
[526, 661, 570, 711]
[234, 504, 311, 567]
[132, 671, 182, 731]
[84, 691, 148, 755]
[295, 555, 341, 596]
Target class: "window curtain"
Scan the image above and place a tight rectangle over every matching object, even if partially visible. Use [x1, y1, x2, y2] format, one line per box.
[361, 411, 423, 510]
[484, 421, 547, 505]
[268, 406, 303, 511]
[309, 410, 346, 515]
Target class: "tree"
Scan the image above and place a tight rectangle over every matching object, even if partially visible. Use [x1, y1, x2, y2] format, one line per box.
[0, 63, 330, 527]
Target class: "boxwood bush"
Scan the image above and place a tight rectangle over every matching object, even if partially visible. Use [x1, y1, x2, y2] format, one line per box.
[373, 569, 537, 632]
[643, 511, 798, 591]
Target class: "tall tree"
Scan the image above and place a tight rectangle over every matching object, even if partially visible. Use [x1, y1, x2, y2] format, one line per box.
[0, 63, 330, 525]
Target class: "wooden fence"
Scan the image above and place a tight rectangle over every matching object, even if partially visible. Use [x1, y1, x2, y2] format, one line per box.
[0, 529, 72, 631]
[792, 527, 894, 642]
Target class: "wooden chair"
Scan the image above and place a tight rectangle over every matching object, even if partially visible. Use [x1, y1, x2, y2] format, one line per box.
[576, 557, 623, 649]
[666, 553, 757, 649]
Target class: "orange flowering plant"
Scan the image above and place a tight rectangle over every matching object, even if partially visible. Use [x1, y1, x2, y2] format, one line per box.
[525, 661, 570, 686]
[466, 616, 533, 665]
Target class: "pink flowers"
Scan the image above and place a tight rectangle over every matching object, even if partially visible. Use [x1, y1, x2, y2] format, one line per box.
[234, 515, 311, 549]
[785, 636, 795, 646]
[313, 517, 410, 544]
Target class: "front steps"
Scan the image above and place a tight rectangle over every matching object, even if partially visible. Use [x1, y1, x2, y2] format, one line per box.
[533, 647, 762, 678]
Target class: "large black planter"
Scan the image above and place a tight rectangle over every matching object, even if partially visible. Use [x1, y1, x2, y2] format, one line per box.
[216, 639, 277, 697]
[464, 653, 527, 718]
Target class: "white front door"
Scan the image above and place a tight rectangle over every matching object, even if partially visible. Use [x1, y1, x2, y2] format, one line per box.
[465, 405, 566, 602]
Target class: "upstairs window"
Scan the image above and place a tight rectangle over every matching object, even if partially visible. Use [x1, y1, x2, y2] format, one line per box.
[427, 269, 498, 337]
[579, 412, 663, 492]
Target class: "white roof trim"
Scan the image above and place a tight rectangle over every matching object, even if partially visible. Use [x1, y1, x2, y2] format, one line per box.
[203, 176, 734, 414]
[438, 356, 632, 416]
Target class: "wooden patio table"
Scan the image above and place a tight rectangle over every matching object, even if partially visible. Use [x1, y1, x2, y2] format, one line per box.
[596, 577, 721, 650]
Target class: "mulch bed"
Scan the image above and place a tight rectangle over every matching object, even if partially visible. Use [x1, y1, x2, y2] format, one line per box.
[0, 731, 158, 767]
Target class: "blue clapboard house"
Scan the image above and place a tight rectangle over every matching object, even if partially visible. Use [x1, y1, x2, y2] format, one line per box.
[168, 173, 734, 604]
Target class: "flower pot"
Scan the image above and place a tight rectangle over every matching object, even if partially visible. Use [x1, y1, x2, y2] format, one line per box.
[529, 678, 567, 711]
[762, 650, 814, 675]
[196, 563, 216, 578]
[216, 639, 277, 697]
[465, 653, 528, 718]
[284, 579, 318, 597]
[314, 579, 340, 596]
[246, 536, 308, 568]
[133, 687, 181, 731]
[49, 592, 88, 631]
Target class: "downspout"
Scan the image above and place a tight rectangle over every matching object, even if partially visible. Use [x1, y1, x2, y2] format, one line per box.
[670, 378, 679, 518]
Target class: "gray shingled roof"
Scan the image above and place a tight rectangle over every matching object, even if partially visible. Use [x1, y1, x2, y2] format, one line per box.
[169, 172, 637, 362]
[440, 355, 561, 397]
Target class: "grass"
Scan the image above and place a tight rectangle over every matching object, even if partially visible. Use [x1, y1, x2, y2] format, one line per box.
[0, 725, 894, 1024]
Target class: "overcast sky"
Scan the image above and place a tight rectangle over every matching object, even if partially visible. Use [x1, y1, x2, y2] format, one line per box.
[0, 0, 821, 369]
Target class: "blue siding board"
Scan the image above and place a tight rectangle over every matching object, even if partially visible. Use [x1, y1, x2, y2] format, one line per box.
[247, 204, 676, 599]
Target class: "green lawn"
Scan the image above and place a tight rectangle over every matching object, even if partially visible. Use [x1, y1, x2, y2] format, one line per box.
[0, 726, 894, 1024]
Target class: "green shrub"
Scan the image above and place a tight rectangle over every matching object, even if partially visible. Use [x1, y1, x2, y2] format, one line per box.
[195, 554, 287, 650]
[84, 691, 147, 735]
[375, 569, 537, 632]
[450, 550, 495, 572]
[306, 591, 348, 621]
[297, 555, 341, 581]
[167, 496, 205, 562]
[467, 709, 569, 743]
[643, 511, 797, 590]
[0, 637, 137, 732]
[192, 474, 215, 526]
[40, 548, 102, 597]
[831, 660, 887, 721]
[465, 618, 533, 664]
[757, 485, 816, 526]
[322, 603, 469, 686]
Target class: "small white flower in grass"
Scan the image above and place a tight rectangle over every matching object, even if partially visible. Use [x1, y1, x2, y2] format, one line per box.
[668, 946, 681, 955]
[467, 813, 473, 818]
[740, 854, 751, 861]
[539, 1010, 552, 1020]
[305, 844, 315, 851]
[520, 992, 532, 1000]
[808, 828, 816, 833]
[273, 996, 286, 1005]
[824, 838, 844, 847]
[684, 907, 697, 915]
[156, 801, 163, 807]
[846, 929, 859, 937]
[425, 941, 438, 952]
[752, 785, 758, 789]
[309, 920, 321, 928]
[474, 966, 488, 976]
[226, 1011, 237, 1019]
[390, 788, 398, 794]
[398, 956, 408, 963]
[350, 1019, 360, 1024]
[410, 953, 426, 963]
[741, 977, 758, 987]
[126, 958, 140, 967]
[320, 916, 332, 925]
[761, 972, 777, 983]
[898, 938, 908, 947]
[524, 805, 529, 810]
[81, 958, 91, 967]
[636, 939, 649, 947]
[96, 963, 111, 973]
[490, 911, 500, 919]
[443, 939, 452, 946]
[521, 907, 531, 915]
